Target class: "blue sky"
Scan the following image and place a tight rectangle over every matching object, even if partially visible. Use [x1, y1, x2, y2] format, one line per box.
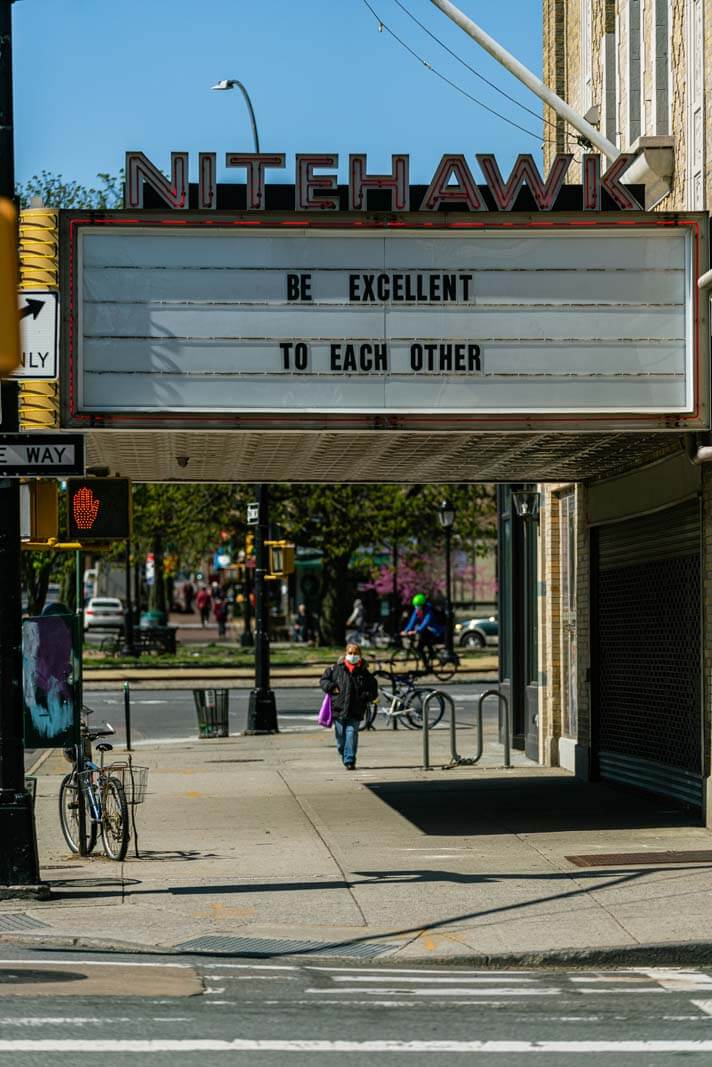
[14, 0, 544, 189]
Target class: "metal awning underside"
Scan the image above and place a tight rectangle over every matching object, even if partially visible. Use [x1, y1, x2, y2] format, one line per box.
[85, 430, 683, 484]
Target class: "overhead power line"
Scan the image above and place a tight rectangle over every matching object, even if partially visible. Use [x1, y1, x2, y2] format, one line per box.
[359, 0, 543, 141]
[391, 0, 560, 133]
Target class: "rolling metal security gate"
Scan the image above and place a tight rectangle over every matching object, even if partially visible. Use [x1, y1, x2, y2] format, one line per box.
[593, 498, 702, 807]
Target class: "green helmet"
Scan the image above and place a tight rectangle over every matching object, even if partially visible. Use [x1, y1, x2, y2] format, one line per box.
[412, 594, 426, 608]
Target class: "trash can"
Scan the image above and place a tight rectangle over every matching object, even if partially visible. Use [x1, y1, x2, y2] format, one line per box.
[193, 688, 229, 738]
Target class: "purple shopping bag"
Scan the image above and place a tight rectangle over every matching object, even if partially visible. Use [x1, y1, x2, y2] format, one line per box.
[318, 692, 333, 727]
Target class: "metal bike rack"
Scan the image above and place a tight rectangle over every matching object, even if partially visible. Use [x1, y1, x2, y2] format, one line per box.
[478, 688, 511, 769]
[422, 690, 455, 770]
[421, 687, 511, 770]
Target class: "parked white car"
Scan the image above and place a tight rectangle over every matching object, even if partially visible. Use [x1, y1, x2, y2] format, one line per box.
[83, 596, 125, 632]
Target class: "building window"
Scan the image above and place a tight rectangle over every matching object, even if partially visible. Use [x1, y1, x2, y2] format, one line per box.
[581, 0, 592, 111]
[686, 0, 705, 209]
[602, 30, 618, 145]
[628, 0, 642, 143]
[654, 0, 670, 134]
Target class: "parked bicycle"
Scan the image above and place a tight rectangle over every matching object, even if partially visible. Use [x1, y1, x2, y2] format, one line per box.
[59, 708, 130, 861]
[360, 671, 448, 731]
[389, 635, 460, 682]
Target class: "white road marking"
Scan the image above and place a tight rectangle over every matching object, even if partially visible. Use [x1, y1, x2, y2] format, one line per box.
[202, 964, 298, 971]
[330, 975, 537, 984]
[691, 1000, 712, 1015]
[308, 966, 533, 975]
[305, 987, 562, 997]
[4, 1039, 712, 1052]
[639, 968, 712, 990]
[570, 976, 654, 984]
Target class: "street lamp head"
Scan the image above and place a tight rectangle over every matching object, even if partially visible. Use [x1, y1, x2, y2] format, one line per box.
[511, 489, 541, 522]
[438, 499, 456, 529]
[211, 80, 235, 91]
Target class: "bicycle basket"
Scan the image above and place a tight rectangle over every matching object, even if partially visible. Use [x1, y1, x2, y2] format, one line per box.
[106, 761, 149, 806]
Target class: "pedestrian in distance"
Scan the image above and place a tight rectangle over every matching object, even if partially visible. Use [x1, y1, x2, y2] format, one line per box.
[345, 597, 366, 640]
[213, 596, 228, 638]
[196, 586, 211, 627]
[293, 602, 315, 644]
[182, 579, 195, 614]
[320, 642, 378, 770]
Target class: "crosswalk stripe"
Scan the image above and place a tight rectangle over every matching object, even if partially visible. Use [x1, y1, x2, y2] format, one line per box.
[2, 1039, 712, 1052]
[329, 975, 537, 984]
[305, 987, 562, 997]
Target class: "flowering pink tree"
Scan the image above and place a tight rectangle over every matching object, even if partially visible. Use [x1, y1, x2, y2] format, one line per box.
[364, 553, 446, 605]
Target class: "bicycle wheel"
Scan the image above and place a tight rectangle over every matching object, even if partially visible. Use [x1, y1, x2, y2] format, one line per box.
[432, 650, 459, 682]
[389, 646, 420, 675]
[100, 777, 130, 861]
[59, 773, 97, 855]
[405, 689, 447, 730]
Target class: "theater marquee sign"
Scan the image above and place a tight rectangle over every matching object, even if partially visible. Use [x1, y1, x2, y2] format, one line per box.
[59, 151, 709, 432]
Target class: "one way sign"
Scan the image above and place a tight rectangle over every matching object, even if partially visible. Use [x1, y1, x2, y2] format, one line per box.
[12, 290, 58, 379]
[0, 433, 84, 476]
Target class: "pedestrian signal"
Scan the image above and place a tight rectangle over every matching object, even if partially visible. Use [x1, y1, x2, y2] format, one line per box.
[0, 199, 20, 375]
[66, 478, 131, 540]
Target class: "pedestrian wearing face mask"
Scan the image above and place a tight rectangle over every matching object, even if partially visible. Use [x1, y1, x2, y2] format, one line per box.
[319, 642, 378, 770]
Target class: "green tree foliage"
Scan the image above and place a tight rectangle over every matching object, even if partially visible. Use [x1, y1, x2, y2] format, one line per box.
[272, 483, 496, 644]
[16, 171, 123, 210]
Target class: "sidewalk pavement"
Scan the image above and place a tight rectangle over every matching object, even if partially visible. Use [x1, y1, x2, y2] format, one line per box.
[83, 660, 499, 689]
[8, 718, 712, 965]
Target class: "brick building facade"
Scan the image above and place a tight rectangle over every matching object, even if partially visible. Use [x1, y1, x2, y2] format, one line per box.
[537, 1, 711, 820]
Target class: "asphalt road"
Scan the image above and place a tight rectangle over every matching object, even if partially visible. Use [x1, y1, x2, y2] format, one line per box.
[1, 945, 712, 1064]
[77, 682, 499, 747]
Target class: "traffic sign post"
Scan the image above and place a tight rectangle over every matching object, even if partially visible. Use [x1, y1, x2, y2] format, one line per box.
[0, 0, 47, 898]
[13, 290, 58, 379]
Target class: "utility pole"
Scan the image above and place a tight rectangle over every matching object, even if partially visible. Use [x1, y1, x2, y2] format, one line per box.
[0, 0, 46, 896]
[246, 484, 278, 733]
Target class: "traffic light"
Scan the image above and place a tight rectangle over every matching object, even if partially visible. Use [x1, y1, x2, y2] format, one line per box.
[66, 478, 132, 540]
[0, 198, 20, 375]
[245, 532, 255, 557]
[266, 540, 295, 577]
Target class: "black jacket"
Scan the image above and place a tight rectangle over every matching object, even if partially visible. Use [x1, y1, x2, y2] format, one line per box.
[320, 658, 378, 722]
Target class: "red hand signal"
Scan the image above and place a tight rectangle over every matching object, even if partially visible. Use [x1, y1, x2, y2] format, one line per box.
[73, 486, 101, 529]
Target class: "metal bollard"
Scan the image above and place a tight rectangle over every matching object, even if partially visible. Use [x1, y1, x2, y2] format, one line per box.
[124, 679, 132, 752]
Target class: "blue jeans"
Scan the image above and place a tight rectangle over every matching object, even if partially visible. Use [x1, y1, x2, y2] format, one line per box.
[334, 717, 359, 766]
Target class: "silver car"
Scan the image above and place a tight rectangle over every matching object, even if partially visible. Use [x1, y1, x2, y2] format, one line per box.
[83, 596, 125, 632]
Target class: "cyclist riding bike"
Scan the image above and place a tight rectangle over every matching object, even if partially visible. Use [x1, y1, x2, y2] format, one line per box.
[401, 594, 445, 662]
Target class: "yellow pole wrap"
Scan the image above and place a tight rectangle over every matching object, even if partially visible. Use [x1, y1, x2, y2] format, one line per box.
[18, 207, 59, 427]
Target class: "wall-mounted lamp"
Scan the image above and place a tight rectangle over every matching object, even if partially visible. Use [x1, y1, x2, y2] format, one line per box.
[512, 490, 541, 522]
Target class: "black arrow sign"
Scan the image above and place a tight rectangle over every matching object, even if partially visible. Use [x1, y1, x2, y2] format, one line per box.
[19, 297, 45, 321]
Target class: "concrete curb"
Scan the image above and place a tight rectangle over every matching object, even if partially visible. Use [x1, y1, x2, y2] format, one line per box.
[4, 932, 712, 969]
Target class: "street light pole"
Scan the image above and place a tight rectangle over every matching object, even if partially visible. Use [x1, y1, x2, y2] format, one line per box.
[212, 78, 276, 732]
[247, 484, 278, 733]
[0, 0, 46, 895]
[438, 500, 456, 657]
[444, 524, 454, 655]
